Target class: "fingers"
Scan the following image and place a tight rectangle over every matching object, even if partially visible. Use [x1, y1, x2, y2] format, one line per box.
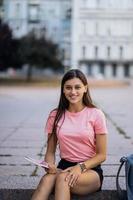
[48, 167, 57, 174]
[64, 170, 79, 187]
[67, 173, 79, 187]
[59, 166, 81, 187]
[46, 163, 57, 174]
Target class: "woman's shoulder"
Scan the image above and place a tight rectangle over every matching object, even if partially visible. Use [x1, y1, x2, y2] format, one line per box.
[86, 107, 105, 117]
[48, 108, 57, 118]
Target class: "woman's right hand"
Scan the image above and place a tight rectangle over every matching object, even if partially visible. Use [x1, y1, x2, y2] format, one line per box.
[45, 163, 57, 174]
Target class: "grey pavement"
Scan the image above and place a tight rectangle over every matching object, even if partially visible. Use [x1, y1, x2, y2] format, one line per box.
[0, 81, 133, 191]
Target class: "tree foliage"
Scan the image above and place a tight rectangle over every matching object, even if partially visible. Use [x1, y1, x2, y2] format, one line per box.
[0, 21, 63, 80]
[0, 20, 20, 70]
[18, 31, 63, 80]
[20, 32, 61, 68]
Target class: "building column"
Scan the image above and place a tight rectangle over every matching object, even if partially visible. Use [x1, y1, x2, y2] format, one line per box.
[104, 64, 113, 78]
[129, 64, 133, 78]
[80, 63, 88, 75]
[91, 63, 100, 78]
[116, 64, 124, 79]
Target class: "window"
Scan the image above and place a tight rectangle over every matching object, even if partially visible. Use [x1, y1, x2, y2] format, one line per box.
[95, 22, 98, 35]
[96, 0, 100, 7]
[16, 26, 20, 30]
[82, 0, 87, 5]
[82, 46, 86, 58]
[14, 3, 20, 18]
[28, 4, 40, 23]
[65, 8, 71, 19]
[0, 0, 3, 6]
[107, 46, 111, 58]
[82, 22, 86, 35]
[119, 46, 123, 59]
[95, 46, 98, 58]
[80, 0, 87, 8]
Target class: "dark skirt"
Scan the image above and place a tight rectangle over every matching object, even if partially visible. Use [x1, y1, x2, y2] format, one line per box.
[57, 158, 103, 191]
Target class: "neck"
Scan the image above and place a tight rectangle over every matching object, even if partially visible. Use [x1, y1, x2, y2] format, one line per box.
[68, 103, 85, 113]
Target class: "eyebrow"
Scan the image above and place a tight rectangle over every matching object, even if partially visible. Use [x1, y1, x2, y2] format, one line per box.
[64, 84, 82, 87]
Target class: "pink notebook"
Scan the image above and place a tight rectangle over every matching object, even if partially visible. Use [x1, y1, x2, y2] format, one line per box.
[24, 156, 49, 168]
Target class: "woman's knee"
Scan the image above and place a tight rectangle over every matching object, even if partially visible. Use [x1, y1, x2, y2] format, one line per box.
[39, 174, 56, 186]
[55, 172, 67, 185]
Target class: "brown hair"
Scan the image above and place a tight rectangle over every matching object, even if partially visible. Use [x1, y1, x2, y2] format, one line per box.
[48, 69, 96, 139]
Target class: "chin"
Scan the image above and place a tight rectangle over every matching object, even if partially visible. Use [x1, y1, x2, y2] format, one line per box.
[69, 100, 79, 104]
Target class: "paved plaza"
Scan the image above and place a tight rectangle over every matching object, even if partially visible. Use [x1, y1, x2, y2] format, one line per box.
[0, 80, 133, 191]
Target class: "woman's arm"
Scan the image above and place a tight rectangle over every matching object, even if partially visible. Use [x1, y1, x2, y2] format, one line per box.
[84, 134, 107, 169]
[45, 133, 57, 164]
[43, 133, 58, 174]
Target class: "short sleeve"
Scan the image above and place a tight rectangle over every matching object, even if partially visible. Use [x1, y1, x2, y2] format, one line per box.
[45, 110, 56, 135]
[94, 109, 108, 134]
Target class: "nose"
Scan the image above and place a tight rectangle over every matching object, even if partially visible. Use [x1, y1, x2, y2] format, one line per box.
[71, 87, 76, 94]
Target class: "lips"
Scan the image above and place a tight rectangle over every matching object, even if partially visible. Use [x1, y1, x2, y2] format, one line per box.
[69, 95, 78, 100]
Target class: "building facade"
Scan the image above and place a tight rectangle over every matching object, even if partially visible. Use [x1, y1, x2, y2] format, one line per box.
[2, 0, 133, 78]
[71, 0, 133, 78]
[2, 0, 71, 67]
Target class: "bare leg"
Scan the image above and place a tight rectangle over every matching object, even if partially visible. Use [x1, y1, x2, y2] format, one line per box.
[71, 170, 101, 195]
[31, 173, 57, 200]
[55, 172, 71, 200]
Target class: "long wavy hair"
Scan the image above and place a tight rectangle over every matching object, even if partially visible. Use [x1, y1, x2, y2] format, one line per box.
[48, 69, 96, 140]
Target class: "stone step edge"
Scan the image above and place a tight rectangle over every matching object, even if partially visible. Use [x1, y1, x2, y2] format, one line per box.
[0, 189, 126, 200]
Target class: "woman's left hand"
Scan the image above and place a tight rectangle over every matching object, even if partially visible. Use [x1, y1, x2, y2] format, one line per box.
[62, 165, 82, 187]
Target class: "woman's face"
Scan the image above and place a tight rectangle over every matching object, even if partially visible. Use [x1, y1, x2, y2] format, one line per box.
[63, 78, 87, 105]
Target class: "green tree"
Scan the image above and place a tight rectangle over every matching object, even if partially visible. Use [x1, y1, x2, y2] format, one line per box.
[19, 31, 63, 81]
[0, 22, 63, 80]
[0, 20, 20, 70]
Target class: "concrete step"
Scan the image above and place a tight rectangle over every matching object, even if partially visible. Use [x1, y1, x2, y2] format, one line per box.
[0, 189, 120, 200]
[0, 175, 126, 199]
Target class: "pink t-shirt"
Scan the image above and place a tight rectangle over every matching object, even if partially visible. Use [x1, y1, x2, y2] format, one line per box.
[45, 107, 108, 162]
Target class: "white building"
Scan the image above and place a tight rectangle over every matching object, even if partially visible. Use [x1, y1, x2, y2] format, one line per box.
[71, 0, 133, 78]
[2, 0, 71, 67]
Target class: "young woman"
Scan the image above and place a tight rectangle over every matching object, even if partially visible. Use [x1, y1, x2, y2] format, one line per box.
[31, 69, 108, 200]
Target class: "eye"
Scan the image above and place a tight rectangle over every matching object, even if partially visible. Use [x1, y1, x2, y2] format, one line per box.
[75, 86, 81, 90]
[65, 86, 72, 90]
